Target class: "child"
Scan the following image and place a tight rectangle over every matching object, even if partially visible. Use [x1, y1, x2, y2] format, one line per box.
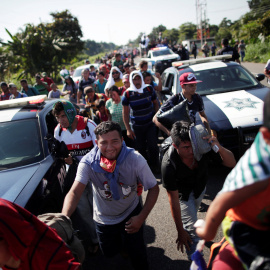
[84, 86, 107, 112]
[196, 92, 270, 269]
[48, 83, 69, 99]
[9, 83, 27, 99]
[95, 99, 109, 124]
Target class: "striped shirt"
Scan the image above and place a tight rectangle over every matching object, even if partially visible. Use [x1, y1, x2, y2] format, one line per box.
[122, 86, 157, 127]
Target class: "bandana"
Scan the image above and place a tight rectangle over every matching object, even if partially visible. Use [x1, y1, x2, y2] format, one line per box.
[100, 156, 117, 173]
[85, 141, 133, 200]
[55, 101, 76, 131]
[220, 132, 270, 194]
[104, 67, 123, 90]
[127, 71, 147, 94]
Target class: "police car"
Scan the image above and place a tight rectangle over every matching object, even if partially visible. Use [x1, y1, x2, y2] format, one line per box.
[141, 47, 180, 73]
[161, 55, 269, 158]
[0, 96, 67, 215]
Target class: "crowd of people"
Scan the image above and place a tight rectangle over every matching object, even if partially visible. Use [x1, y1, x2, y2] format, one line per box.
[0, 39, 269, 270]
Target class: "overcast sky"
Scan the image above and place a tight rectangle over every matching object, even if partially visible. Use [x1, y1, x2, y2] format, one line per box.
[1, 0, 250, 45]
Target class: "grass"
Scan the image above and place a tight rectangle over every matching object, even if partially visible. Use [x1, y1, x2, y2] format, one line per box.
[245, 41, 270, 63]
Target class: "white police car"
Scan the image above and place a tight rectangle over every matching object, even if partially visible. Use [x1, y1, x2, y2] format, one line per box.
[0, 96, 67, 214]
[160, 55, 269, 158]
[141, 47, 180, 73]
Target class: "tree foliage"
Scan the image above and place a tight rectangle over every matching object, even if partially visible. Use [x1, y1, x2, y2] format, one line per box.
[179, 22, 197, 40]
[83, 40, 116, 56]
[1, 10, 84, 80]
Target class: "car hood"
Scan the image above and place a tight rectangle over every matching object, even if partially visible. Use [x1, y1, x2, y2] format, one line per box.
[0, 156, 54, 206]
[199, 88, 269, 131]
[153, 54, 179, 61]
[0, 163, 40, 202]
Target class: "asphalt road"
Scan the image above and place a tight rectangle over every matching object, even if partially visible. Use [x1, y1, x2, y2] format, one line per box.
[81, 58, 269, 270]
[82, 166, 232, 270]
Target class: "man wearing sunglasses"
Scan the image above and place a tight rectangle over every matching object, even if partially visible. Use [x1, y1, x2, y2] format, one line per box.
[104, 67, 124, 96]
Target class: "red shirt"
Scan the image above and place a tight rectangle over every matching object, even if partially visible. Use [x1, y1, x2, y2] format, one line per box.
[41, 77, 54, 91]
[0, 92, 11, 101]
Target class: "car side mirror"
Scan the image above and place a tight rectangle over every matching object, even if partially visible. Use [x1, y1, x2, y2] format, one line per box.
[161, 87, 172, 95]
[256, 73, 265, 81]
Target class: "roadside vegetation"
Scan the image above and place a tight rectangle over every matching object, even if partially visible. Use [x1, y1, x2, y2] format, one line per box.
[0, 0, 269, 87]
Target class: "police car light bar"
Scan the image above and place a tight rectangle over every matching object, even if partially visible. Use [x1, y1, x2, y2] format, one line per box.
[0, 95, 47, 109]
[172, 55, 232, 67]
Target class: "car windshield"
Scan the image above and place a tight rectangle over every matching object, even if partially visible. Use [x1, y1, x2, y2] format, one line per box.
[0, 119, 44, 170]
[152, 49, 173, 57]
[73, 68, 84, 77]
[181, 65, 259, 95]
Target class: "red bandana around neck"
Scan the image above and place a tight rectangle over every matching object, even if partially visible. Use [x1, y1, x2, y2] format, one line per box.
[100, 155, 117, 173]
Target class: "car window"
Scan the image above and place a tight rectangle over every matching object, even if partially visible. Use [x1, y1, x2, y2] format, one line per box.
[0, 119, 44, 170]
[179, 65, 259, 95]
[46, 110, 58, 136]
[166, 74, 174, 89]
[73, 68, 83, 77]
[161, 72, 168, 87]
[152, 49, 173, 57]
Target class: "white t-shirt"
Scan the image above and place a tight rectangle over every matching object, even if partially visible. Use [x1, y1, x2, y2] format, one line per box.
[48, 90, 63, 99]
[54, 116, 97, 161]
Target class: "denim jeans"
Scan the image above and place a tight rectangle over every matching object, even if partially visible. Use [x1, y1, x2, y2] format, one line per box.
[180, 188, 206, 259]
[95, 203, 148, 270]
[133, 122, 159, 168]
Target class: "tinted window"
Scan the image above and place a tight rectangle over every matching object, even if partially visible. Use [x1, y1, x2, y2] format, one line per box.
[0, 119, 44, 170]
[179, 65, 258, 95]
[153, 49, 173, 57]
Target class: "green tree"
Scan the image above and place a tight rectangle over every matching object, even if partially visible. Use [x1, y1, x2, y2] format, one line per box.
[179, 22, 197, 41]
[248, 0, 270, 16]
[215, 18, 233, 46]
[84, 40, 116, 56]
[162, 28, 179, 44]
[48, 10, 84, 63]
[149, 25, 167, 41]
[1, 10, 84, 80]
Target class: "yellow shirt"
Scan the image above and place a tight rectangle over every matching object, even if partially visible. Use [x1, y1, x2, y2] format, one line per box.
[114, 80, 124, 88]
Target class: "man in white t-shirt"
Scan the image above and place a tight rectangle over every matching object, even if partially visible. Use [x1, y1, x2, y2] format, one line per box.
[60, 66, 70, 84]
[53, 100, 98, 254]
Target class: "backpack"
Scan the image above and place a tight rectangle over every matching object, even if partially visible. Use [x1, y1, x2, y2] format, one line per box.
[37, 213, 85, 263]
[159, 137, 176, 169]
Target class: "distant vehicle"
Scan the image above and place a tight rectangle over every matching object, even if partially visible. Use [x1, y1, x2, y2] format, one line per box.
[160, 55, 269, 158]
[0, 96, 68, 215]
[72, 63, 99, 85]
[141, 47, 180, 74]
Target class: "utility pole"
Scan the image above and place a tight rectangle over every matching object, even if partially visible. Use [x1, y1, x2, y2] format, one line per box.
[196, 0, 208, 48]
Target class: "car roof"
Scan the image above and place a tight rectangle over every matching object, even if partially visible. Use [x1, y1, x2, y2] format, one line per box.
[75, 63, 99, 70]
[0, 96, 59, 123]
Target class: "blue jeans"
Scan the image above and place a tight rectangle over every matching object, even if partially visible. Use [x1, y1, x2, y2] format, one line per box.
[95, 203, 148, 270]
[240, 51, 245, 62]
[180, 188, 206, 258]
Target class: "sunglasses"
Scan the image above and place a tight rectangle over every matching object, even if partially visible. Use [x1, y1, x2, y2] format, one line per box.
[112, 72, 119, 75]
